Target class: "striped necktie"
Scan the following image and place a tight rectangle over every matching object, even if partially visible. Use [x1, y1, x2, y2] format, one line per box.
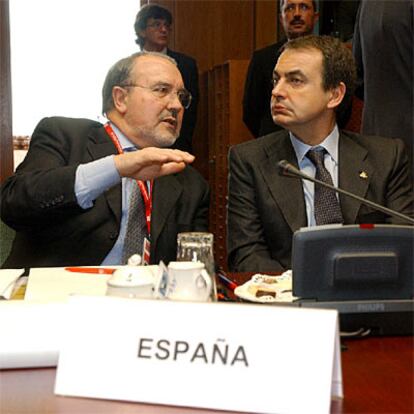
[121, 147, 148, 264]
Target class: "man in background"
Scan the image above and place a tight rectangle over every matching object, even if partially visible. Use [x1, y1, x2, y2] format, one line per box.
[134, 4, 199, 154]
[1, 52, 209, 268]
[353, 0, 413, 160]
[228, 35, 413, 272]
[243, 0, 319, 138]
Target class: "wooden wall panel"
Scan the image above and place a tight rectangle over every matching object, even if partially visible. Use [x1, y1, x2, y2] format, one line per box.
[254, 0, 278, 49]
[148, 0, 258, 72]
[192, 71, 209, 183]
[207, 1, 255, 70]
[172, 1, 210, 71]
[208, 60, 253, 269]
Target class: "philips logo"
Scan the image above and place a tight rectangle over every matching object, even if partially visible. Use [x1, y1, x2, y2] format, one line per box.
[357, 303, 386, 312]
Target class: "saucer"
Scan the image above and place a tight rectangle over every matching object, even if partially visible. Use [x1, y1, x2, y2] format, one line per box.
[234, 270, 298, 303]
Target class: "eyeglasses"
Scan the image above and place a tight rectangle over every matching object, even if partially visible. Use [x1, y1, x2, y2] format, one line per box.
[146, 20, 171, 30]
[122, 83, 192, 109]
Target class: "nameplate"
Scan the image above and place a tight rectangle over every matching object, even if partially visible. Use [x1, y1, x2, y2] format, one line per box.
[55, 296, 342, 413]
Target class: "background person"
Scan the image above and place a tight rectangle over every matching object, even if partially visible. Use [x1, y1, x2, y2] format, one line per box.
[1, 52, 209, 269]
[242, 0, 319, 138]
[353, 0, 413, 160]
[134, 4, 199, 154]
[228, 35, 413, 272]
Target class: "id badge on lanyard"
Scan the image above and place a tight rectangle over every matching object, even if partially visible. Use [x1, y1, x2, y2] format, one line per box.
[104, 123, 152, 265]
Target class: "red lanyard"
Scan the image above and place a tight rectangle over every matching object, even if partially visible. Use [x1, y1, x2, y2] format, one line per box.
[104, 123, 153, 236]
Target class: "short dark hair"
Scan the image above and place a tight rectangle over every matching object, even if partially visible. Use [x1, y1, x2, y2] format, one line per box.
[283, 35, 356, 123]
[101, 51, 177, 115]
[280, 0, 317, 12]
[134, 4, 173, 48]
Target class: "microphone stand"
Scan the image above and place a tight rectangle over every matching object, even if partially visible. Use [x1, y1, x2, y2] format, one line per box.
[278, 160, 414, 225]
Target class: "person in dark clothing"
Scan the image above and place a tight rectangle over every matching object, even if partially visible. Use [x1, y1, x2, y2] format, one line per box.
[243, 0, 319, 138]
[134, 4, 199, 153]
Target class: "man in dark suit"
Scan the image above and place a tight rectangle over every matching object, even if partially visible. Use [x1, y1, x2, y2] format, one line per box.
[134, 4, 199, 154]
[243, 0, 319, 138]
[228, 35, 413, 272]
[353, 0, 413, 160]
[1, 52, 209, 268]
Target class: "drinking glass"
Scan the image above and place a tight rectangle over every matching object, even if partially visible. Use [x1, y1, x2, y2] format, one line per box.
[176, 232, 217, 301]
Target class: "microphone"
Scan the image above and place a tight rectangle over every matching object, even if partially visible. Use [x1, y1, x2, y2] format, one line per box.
[277, 160, 414, 225]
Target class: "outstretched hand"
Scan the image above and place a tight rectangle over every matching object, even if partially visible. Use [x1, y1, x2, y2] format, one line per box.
[114, 147, 195, 181]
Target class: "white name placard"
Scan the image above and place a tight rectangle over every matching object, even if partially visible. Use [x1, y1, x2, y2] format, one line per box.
[0, 301, 64, 369]
[55, 296, 342, 414]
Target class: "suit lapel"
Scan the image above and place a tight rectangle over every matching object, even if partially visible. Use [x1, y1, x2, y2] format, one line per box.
[150, 174, 182, 247]
[338, 132, 372, 223]
[86, 124, 122, 223]
[259, 133, 307, 232]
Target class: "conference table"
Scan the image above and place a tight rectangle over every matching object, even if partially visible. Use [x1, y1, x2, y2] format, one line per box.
[1, 271, 413, 413]
[1, 336, 413, 413]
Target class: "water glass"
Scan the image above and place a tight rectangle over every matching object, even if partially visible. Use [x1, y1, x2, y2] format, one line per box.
[176, 232, 217, 301]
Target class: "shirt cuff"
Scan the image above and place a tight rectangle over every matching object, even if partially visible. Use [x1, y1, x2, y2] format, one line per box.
[75, 155, 120, 209]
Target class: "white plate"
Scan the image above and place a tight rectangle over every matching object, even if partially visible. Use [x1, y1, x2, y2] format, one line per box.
[234, 271, 297, 303]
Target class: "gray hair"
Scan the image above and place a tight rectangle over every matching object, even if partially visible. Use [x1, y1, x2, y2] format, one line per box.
[101, 51, 177, 115]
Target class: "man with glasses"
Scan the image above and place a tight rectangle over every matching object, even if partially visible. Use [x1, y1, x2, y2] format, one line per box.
[134, 4, 199, 154]
[243, 0, 319, 138]
[1, 52, 209, 268]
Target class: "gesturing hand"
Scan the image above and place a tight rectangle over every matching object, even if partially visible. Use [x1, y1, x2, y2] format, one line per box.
[114, 147, 195, 181]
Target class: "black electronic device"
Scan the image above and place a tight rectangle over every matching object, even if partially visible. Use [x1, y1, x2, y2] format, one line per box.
[298, 298, 413, 336]
[278, 159, 414, 335]
[291, 224, 414, 335]
[292, 224, 413, 301]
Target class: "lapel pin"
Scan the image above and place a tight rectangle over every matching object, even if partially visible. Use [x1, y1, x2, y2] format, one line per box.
[359, 171, 368, 179]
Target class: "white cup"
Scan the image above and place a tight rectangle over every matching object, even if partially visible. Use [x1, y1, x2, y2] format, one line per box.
[106, 267, 154, 299]
[176, 232, 217, 301]
[166, 261, 212, 302]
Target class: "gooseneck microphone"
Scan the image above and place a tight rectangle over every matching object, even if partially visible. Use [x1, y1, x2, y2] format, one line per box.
[277, 160, 414, 225]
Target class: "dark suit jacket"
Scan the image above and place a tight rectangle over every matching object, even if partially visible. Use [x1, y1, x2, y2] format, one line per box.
[1, 117, 209, 268]
[167, 49, 199, 153]
[242, 40, 285, 138]
[353, 0, 413, 157]
[227, 130, 414, 272]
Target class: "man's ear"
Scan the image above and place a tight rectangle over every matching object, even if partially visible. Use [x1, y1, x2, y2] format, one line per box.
[112, 86, 129, 114]
[327, 82, 346, 110]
